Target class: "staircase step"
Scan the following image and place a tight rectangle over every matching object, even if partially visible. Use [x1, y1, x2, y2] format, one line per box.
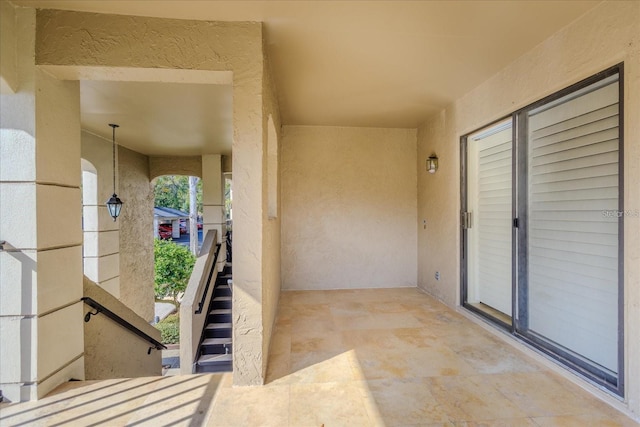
[195, 353, 232, 373]
[202, 337, 232, 346]
[198, 263, 232, 372]
[214, 285, 232, 297]
[211, 296, 232, 309]
[205, 322, 232, 329]
[198, 353, 233, 364]
[204, 322, 232, 338]
[201, 337, 233, 355]
[214, 282, 229, 289]
[208, 308, 231, 323]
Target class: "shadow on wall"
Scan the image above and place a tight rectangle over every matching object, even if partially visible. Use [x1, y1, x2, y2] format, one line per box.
[3, 247, 37, 402]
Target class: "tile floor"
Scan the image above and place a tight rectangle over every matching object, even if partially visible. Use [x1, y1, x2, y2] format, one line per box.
[1, 288, 638, 426]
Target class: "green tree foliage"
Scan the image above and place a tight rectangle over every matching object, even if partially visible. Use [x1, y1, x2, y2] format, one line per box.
[154, 238, 196, 307]
[155, 314, 180, 344]
[154, 175, 202, 213]
[224, 177, 232, 222]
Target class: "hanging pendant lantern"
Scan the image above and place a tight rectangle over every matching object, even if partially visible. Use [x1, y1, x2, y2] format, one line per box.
[106, 123, 123, 221]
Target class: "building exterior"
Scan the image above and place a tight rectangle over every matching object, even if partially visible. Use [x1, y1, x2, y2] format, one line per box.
[0, 0, 638, 421]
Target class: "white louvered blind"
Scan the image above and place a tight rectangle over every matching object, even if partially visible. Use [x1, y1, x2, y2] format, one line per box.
[527, 76, 619, 373]
[467, 123, 512, 316]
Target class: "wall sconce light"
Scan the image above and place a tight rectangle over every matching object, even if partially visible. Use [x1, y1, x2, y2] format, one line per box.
[106, 123, 123, 221]
[426, 154, 439, 174]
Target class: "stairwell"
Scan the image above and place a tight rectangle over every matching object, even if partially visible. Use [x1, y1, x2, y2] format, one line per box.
[194, 264, 233, 373]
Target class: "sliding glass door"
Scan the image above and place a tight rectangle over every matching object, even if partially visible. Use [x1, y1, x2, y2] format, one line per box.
[462, 65, 623, 395]
[518, 73, 622, 387]
[462, 119, 513, 325]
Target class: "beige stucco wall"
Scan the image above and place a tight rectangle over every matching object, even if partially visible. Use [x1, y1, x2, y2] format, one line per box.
[149, 155, 202, 181]
[81, 131, 121, 297]
[0, 0, 18, 93]
[416, 0, 639, 417]
[83, 277, 161, 379]
[261, 48, 282, 377]
[32, 9, 272, 385]
[282, 126, 418, 290]
[118, 146, 155, 322]
[82, 130, 155, 321]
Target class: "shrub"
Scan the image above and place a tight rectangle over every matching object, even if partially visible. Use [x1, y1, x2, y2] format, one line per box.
[156, 314, 180, 344]
[154, 238, 196, 307]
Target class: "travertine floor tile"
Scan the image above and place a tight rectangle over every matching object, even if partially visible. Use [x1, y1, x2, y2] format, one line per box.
[286, 350, 359, 384]
[269, 325, 292, 355]
[487, 371, 606, 418]
[329, 300, 370, 316]
[455, 419, 539, 427]
[2, 288, 638, 427]
[291, 330, 346, 353]
[365, 377, 456, 425]
[125, 375, 222, 426]
[531, 413, 640, 427]
[392, 327, 439, 347]
[341, 327, 418, 351]
[439, 332, 541, 375]
[364, 312, 426, 330]
[353, 346, 477, 380]
[265, 348, 292, 385]
[291, 314, 337, 335]
[207, 384, 289, 427]
[289, 381, 372, 426]
[288, 290, 331, 305]
[428, 375, 528, 421]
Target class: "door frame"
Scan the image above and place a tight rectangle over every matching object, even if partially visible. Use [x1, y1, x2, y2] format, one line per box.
[460, 115, 515, 332]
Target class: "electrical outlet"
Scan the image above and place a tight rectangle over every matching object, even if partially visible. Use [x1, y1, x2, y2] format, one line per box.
[435, 271, 440, 280]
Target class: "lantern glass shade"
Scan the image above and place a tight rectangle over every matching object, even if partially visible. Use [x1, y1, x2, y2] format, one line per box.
[106, 193, 123, 221]
[426, 155, 439, 174]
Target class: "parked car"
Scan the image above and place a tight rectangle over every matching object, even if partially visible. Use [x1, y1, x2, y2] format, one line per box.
[179, 219, 187, 234]
[158, 224, 172, 239]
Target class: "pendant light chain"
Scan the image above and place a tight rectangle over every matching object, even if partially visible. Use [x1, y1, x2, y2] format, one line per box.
[112, 124, 117, 194]
[106, 123, 123, 221]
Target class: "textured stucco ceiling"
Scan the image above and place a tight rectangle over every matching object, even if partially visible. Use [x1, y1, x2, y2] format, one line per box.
[13, 0, 600, 155]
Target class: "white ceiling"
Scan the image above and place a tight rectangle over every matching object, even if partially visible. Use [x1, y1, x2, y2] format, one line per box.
[13, 0, 601, 156]
[80, 80, 233, 156]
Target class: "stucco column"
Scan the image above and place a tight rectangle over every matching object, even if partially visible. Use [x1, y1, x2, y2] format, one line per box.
[31, 8, 270, 387]
[0, 7, 84, 402]
[232, 72, 267, 385]
[202, 154, 226, 271]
